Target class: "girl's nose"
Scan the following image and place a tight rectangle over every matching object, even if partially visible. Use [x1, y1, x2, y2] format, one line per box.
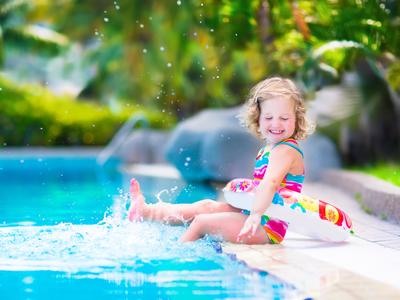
[271, 119, 281, 126]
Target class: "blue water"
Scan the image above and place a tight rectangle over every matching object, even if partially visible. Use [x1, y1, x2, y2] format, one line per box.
[0, 155, 296, 299]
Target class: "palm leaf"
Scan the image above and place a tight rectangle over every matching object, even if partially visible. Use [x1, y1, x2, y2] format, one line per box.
[16, 24, 68, 46]
[0, 0, 31, 16]
[312, 40, 368, 59]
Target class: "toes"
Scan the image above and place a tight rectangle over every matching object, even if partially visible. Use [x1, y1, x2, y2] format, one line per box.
[130, 178, 141, 195]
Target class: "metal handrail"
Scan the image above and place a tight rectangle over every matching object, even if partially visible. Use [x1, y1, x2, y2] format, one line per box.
[97, 113, 148, 165]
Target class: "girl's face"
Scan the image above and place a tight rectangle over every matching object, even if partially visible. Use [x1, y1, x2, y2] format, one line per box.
[258, 97, 296, 144]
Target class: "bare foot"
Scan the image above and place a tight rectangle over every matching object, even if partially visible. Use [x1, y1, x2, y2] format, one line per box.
[128, 178, 146, 222]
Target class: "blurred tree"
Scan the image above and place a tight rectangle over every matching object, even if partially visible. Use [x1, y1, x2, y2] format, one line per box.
[0, 0, 69, 65]
[2, 0, 399, 162]
[38, 0, 265, 115]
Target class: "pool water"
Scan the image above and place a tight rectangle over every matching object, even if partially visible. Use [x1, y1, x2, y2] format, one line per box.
[0, 155, 296, 299]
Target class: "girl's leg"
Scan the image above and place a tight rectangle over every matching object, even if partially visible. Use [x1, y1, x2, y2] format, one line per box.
[128, 178, 240, 225]
[180, 212, 270, 244]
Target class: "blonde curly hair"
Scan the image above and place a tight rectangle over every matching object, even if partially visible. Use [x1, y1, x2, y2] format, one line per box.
[239, 77, 314, 140]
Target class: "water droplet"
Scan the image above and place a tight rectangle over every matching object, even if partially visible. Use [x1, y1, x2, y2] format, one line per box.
[186, 157, 191, 161]
[20, 159, 25, 164]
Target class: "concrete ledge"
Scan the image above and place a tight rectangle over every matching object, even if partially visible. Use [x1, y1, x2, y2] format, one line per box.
[322, 169, 400, 224]
[0, 147, 102, 157]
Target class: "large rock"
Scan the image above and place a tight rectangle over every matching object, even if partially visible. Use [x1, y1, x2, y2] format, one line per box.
[300, 134, 341, 181]
[165, 107, 262, 181]
[117, 129, 170, 164]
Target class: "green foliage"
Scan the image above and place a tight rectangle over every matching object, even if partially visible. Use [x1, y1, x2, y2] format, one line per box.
[387, 61, 400, 91]
[0, 0, 69, 64]
[0, 76, 175, 146]
[0, 0, 399, 161]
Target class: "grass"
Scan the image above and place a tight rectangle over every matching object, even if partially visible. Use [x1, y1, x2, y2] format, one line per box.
[351, 163, 400, 187]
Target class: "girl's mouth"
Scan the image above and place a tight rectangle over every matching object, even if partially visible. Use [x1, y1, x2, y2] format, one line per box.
[269, 130, 284, 134]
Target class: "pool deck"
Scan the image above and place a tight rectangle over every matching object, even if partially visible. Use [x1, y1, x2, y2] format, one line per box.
[222, 182, 400, 299]
[127, 164, 400, 299]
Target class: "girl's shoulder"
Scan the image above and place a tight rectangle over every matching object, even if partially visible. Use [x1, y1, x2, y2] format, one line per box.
[272, 138, 304, 158]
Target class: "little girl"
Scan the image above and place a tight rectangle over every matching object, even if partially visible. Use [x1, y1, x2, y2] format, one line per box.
[128, 77, 314, 244]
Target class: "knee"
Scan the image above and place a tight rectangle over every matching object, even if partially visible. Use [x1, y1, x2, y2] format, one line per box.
[199, 199, 220, 212]
[190, 214, 209, 232]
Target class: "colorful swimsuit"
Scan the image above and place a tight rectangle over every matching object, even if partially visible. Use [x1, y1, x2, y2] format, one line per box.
[243, 138, 304, 244]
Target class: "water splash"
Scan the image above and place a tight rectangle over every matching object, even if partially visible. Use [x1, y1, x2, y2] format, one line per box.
[155, 186, 178, 203]
[0, 200, 296, 298]
[0, 219, 215, 274]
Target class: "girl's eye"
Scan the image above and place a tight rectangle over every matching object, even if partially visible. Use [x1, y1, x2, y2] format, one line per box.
[280, 117, 288, 121]
[264, 117, 272, 120]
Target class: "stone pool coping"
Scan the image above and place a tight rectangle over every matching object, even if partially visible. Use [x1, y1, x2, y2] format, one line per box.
[322, 169, 400, 224]
[215, 181, 400, 299]
[222, 236, 400, 299]
[0, 147, 102, 157]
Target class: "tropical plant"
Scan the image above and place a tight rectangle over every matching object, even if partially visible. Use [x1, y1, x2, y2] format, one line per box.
[0, 75, 175, 146]
[0, 0, 69, 64]
[1, 0, 399, 161]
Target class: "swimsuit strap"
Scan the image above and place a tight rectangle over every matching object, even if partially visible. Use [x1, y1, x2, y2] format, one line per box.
[272, 138, 304, 158]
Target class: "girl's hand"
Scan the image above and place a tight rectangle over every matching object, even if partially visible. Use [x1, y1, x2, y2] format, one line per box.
[237, 213, 261, 242]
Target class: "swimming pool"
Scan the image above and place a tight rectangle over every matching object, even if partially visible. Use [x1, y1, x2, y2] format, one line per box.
[0, 154, 296, 299]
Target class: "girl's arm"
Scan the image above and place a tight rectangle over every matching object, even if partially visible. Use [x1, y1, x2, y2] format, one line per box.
[237, 145, 298, 239]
